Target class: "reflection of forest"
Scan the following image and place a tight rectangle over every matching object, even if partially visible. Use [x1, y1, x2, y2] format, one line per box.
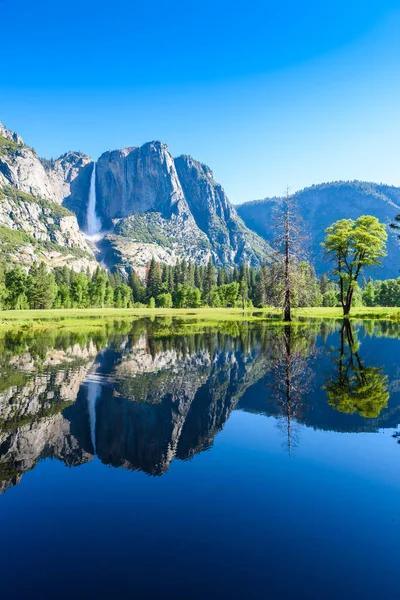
[0, 318, 399, 493]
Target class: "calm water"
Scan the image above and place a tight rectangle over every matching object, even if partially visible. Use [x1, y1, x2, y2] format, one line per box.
[1, 318, 400, 599]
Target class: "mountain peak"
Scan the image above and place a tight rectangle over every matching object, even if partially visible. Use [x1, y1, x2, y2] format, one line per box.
[0, 121, 24, 145]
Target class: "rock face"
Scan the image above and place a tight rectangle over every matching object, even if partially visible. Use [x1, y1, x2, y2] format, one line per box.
[0, 122, 271, 272]
[0, 186, 97, 272]
[93, 141, 271, 270]
[0, 122, 97, 271]
[175, 154, 270, 266]
[237, 181, 400, 278]
[44, 152, 93, 222]
[0, 129, 56, 201]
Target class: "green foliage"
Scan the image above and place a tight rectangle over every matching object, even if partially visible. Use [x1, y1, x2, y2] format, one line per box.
[360, 277, 400, 307]
[325, 322, 390, 418]
[28, 262, 58, 309]
[323, 216, 387, 315]
[0, 241, 326, 313]
[157, 292, 173, 308]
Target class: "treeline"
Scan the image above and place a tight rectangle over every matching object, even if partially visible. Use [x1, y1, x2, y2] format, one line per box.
[0, 257, 322, 310]
[362, 278, 400, 307]
[319, 275, 400, 308]
[1, 257, 399, 311]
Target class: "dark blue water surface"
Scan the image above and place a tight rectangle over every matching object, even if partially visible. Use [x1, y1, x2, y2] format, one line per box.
[1, 318, 400, 599]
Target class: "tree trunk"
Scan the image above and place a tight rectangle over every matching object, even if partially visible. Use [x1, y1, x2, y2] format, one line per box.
[284, 201, 291, 322]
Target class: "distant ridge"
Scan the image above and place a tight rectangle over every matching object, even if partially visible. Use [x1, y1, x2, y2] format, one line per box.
[237, 180, 400, 278]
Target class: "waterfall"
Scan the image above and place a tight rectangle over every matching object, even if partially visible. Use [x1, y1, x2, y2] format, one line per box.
[87, 382, 101, 454]
[86, 162, 102, 236]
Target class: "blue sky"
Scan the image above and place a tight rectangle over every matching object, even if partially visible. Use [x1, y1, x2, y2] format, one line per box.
[1, 0, 400, 202]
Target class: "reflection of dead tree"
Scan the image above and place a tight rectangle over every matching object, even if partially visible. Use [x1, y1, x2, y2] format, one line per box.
[269, 326, 315, 455]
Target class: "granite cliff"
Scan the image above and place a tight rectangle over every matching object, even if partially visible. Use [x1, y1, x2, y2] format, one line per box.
[0, 120, 272, 275]
[0, 122, 97, 271]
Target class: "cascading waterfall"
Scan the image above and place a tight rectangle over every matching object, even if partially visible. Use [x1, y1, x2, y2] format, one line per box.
[87, 381, 101, 454]
[86, 162, 102, 237]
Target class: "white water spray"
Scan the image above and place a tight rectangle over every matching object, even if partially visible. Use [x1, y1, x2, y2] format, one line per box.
[87, 382, 101, 454]
[86, 162, 102, 237]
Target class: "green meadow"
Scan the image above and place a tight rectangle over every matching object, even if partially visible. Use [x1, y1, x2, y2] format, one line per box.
[1, 306, 399, 331]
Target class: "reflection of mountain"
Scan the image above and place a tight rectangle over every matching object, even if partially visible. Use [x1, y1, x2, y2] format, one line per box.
[95, 333, 269, 475]
[0, 343, 97, 494]
[1, 321, 400, 493]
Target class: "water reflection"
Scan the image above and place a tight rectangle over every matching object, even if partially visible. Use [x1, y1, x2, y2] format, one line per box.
[325, 320, 390, 418]
[268, 326, 315, 454]
[0, 318, 399, 493]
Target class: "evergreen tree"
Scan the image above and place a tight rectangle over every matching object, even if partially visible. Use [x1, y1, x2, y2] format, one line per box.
[194, 264, 202, 289]
[28, 262, 57, 309]
[146, 257, 162, 300]
[128, 268, 145, 303]
[202, 258, 215, 304]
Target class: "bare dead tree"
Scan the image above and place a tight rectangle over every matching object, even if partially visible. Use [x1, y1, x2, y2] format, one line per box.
[271, 188, 308, 322]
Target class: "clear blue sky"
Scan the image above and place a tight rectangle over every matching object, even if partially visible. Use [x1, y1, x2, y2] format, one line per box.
[1, 0, 400, 203]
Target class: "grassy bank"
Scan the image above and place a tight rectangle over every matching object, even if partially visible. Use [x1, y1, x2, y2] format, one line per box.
[0, 306, 399, 331]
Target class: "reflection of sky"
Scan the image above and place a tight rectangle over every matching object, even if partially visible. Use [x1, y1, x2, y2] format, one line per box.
[1, 323, 400, 597]
[225, 411, 400, 491]
[2, 407, 399, 599]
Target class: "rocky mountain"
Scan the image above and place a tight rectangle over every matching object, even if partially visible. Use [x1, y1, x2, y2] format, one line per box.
[0, 122, 97, 272]
[4, 118, 400, 278]
[93, 142, 271, 276]
[237, 181, 400, 278]
[0, 120, 272, 276]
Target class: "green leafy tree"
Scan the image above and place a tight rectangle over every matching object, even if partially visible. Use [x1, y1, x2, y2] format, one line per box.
[188, 286, 202, 308]
[218, 282, 239, 307]
[71, 272, 89, 308]
[323, 216, 387, 316]
[322, 290, 338, 307]
[157, 292, 173, 308]
[362, 280, 376, 306]
[5, 266, 29, 309]
[209, 288, 221, 307]
[90, 270, 108, 307]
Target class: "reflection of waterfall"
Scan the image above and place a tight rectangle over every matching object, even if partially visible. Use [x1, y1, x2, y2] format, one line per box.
[87, 382, 101, 454]
[86, 162, 102, 237]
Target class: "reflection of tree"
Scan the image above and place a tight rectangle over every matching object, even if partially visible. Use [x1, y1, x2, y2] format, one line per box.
[325, 320, 390, 418]
[269, 326, 315, 454]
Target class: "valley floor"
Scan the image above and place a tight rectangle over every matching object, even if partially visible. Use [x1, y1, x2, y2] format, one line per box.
[0, 306, 399, 331]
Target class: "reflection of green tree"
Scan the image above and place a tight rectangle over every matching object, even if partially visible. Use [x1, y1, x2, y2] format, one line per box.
[325, 321, 390, 418]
